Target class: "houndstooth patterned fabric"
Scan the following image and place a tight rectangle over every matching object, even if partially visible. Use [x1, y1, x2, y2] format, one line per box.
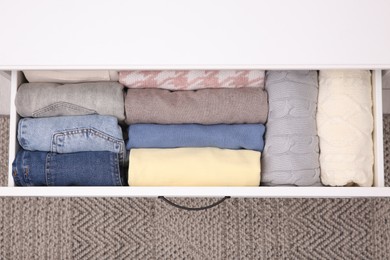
[119, 70, 265, 90]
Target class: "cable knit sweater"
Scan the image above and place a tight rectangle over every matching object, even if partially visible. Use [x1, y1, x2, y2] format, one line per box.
[262, 71, 321, 186]
[317, 70, 374, 186]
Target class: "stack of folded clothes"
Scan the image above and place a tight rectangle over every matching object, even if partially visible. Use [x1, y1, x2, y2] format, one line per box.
[12, 71, 126, 186]
[120, 70, 268, 186]
[10, 69, 376, 188]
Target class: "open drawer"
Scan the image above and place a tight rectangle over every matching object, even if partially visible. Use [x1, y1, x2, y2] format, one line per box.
[0, 69, 387, 197]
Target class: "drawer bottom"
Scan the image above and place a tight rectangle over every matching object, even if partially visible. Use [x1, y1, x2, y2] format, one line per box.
[0, 187, 389, 197]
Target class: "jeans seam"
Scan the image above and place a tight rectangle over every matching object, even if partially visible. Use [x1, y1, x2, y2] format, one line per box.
[52, 127, 125, 162]
[21, 150, 32, 186]
[12, 167, 22, 186]
[51, 133, 60, 153]
[113, 153, 122, 186]
[18, 119, 31, 150]
[32, 102, 96, 117]
[45, 153, 53, 186]
[12, 152, 24, 186]
[53, 127, 120, 142]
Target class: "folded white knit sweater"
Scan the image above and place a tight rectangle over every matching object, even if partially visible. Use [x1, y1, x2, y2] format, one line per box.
[23, 70, 118, 83]
[317, 70, 374, 186]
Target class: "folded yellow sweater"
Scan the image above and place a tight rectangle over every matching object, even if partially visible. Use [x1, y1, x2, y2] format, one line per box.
[128, 148, 261, 186]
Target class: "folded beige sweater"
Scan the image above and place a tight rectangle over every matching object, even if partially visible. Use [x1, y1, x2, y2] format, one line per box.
[125, 88, 268, 124]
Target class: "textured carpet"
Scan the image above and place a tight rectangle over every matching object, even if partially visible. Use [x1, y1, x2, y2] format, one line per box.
[384, 114, 390, 187]
[1, 116, 390, 259]
[1, 197, 390, 259]
[0, 116, 9, 186]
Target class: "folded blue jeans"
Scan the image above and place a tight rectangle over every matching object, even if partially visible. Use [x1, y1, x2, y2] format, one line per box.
[12, 150, 124, 186]
[18, 115, 126, 164]
[127, 124, 265, 151]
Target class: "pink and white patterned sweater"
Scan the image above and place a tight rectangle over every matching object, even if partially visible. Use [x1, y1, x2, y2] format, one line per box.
[119, 70, 265, 90]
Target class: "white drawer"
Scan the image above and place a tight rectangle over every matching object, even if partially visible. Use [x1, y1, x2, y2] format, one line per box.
[1, 69, 387, 197]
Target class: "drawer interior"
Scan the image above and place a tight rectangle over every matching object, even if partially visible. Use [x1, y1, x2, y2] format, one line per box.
[4, 70, 386, 196]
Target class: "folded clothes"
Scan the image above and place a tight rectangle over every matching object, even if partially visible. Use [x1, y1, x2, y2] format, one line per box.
[23, 70, 118, 83]
[12, 150, 123, 186]
[127, 124, 265, 151]
[261, 71, 321, 186]
[15, 82, 125, 121]
[119, 70, 265, 90]
[128, 148, 261, 186]
[125, 88, 268, 124]
[317, 70, 373, 187]
[18, 115, 126, 163]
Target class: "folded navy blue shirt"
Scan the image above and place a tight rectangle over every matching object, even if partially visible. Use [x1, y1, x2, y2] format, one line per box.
[127, 124, 265, 151]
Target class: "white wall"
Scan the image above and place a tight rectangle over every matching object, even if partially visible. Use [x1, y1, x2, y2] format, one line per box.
[0, 71, 11, 115]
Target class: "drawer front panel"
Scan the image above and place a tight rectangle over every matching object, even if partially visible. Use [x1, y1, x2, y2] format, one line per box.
[1, 0, 390, 69]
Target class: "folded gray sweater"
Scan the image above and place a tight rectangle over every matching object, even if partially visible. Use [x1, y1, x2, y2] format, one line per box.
[15, 82, 125, 121]
[261, 71, 321, 186]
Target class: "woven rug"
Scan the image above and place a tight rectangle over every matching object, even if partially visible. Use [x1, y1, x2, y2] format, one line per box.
[1, 116, 390, 260]
[0, 116, 9, 186]
[384, 114, 390, 186]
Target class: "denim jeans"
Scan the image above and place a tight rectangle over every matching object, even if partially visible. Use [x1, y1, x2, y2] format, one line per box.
[12, 150, 124, 186]
[18, 115, 126, 164]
